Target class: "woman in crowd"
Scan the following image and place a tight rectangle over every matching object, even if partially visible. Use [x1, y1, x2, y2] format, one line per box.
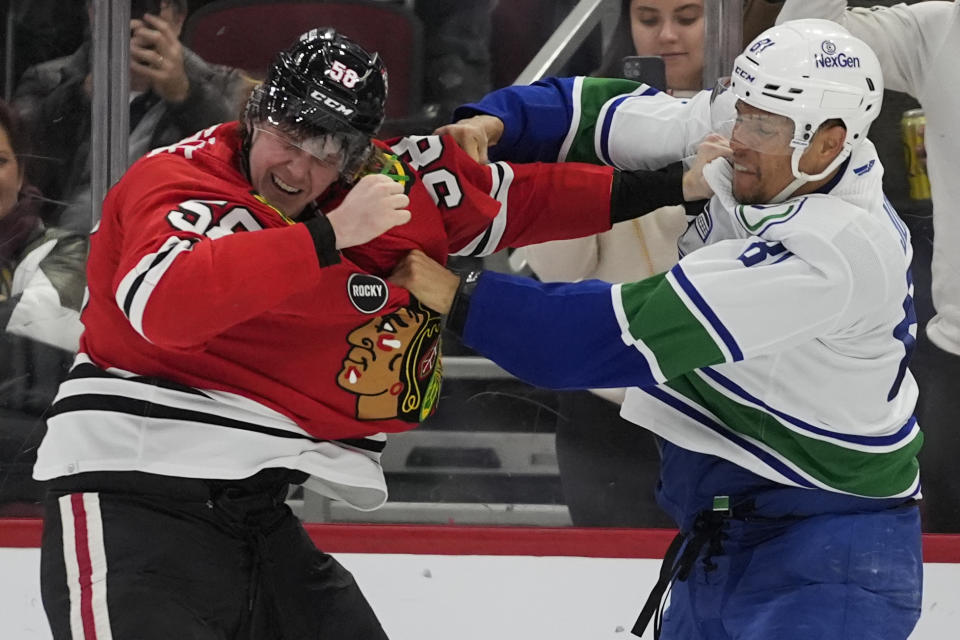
[519, 0, 706, 526]
[0, 98, 86, 510]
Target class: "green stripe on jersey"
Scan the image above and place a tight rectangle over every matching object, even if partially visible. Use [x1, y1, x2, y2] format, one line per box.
[564, 77, 645, 165]
[620, 275, 725, 379]
[666, 373, 923, 498]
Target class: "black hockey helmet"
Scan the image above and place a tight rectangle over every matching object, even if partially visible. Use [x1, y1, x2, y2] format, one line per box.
[244, 28, 388, 175]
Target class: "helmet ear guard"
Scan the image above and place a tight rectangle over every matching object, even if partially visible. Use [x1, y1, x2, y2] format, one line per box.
[729, 19, 883, 185]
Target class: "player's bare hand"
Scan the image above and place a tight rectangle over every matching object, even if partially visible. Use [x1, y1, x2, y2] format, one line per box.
[434, 115, 505, 164]
[130, 13, 189, 103]
[683, 133, 732, 201]
[388, 250, 460, 314]
[328, 174, 411, 249]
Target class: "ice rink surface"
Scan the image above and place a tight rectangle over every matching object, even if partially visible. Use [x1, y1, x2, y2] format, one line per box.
[2, 547, 957, 639]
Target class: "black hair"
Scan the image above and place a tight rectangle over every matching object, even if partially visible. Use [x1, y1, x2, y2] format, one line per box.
[0, 98, 27, 178]
[131, 0, 188, 18]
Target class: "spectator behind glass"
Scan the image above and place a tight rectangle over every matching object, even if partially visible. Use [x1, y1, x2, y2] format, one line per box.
[0, 99, 87, 512]
[596, 0, 705, 92]
[440, 0, 784, 527]
[494, 0, 781, 527]
[520, 0, 705, 527]
[11, 0, 248, 231]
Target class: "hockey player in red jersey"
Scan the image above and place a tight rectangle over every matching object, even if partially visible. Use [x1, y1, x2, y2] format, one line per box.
[35, 28, 693, 639]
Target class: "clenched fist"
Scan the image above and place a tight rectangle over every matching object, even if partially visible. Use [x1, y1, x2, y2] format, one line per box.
[682, 133, 733, 201]
[388, 250, 460, 314]
[327, 174, 411, 249]
[433, 115, 504, 164]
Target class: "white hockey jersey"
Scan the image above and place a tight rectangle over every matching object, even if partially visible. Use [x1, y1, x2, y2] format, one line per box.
[458, 81, 921, 499]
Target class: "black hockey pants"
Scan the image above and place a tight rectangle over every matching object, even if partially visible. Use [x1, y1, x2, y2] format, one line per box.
[40, 469, 389, 640]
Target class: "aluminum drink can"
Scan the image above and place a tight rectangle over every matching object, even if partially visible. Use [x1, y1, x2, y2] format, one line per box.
[901, 108, 931, 200]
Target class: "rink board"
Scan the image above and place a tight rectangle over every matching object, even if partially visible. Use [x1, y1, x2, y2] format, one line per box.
[2, 521, 957, 639]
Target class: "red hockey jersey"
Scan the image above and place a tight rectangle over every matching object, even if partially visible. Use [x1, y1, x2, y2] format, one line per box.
[36, 122, 614, 506]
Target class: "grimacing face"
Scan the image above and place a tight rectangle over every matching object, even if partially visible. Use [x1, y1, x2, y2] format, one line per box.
[247, 124, 342, 219]
[629, 0, 705, 91]
[729, 101, 799, 205]
[338, 308, 423, 397]
[0, 124, 23, 220]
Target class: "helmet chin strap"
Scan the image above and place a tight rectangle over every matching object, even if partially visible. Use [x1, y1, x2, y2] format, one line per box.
[769, 175, 807, 204]
[240, 125, 253, 182]
[770, 145, 851, 204]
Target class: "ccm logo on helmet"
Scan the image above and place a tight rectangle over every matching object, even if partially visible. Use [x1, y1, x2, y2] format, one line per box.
[734, 65, 755, 83]
[815, 41, 860, 68]
[310, 90, 356, 117]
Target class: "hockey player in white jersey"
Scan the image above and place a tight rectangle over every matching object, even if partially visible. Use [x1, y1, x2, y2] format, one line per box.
[393, 20, 923, 640]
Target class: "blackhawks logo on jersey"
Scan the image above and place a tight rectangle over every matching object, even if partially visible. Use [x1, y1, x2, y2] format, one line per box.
[336, 300, 442, 422]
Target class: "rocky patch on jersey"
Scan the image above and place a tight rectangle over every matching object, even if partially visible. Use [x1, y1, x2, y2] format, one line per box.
[336, 300, 443, 422]
[347, 273, 389, 313]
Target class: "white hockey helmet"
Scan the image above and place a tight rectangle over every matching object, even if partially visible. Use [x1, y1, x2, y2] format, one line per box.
[729, 18, 883, 182]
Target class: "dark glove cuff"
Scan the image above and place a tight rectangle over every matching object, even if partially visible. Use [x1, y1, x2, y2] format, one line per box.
[447, 270, 483, 337]
[610, 162, 685, 224]
[683, 198, 710, 218]
[303, 215, 342, 268]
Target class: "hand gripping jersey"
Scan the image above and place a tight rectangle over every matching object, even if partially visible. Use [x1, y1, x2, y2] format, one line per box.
[35, 121, 615, 509]
[457, 77, 922, 501]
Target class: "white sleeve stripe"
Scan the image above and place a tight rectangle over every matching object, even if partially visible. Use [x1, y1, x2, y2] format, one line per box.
[115, 236, 196, 339]
[611, 284, 666, 382]
[115, 236, 184, 313]
[450, 161, 503, 256]
[451, 228, 487, 257]
[557, 76, 584, 162]
[115, 248, 171, 317]
[451, 162, 513, 258]
[664, 268, 735, 363]
[594, 98, 615, 166]
[483, 162, 512, 255]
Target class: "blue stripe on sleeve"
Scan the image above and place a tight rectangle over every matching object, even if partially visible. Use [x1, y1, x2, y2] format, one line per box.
[882, 196, 908, 253]
[599, 86, 659, 166]
[460, 272, 659, 389]
[670, 265, 744, 361]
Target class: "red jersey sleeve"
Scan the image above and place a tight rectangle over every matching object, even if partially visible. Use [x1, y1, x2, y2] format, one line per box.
[385, 133, 615, 257]
[101, 146, 326, 351]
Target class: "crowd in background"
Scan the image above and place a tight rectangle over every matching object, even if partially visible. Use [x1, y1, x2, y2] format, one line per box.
[0, 0, 956, 536]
